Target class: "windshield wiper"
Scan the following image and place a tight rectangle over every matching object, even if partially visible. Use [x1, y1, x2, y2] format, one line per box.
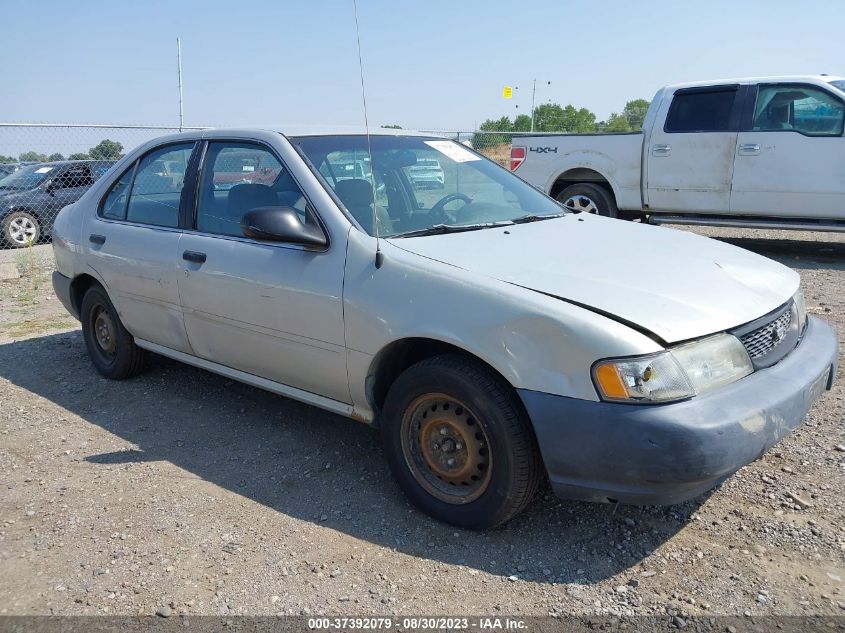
[391, 221, 514, 238]
[512, 211, 568, 224]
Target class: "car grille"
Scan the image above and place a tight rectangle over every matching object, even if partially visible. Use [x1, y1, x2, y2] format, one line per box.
[739, 308, 793, 360]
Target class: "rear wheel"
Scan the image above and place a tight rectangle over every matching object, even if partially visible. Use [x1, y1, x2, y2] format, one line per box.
[81, 285, 146, 379]
[381, 354, 542, 529]
[2, 211, 41, 248]
[557, 183, 618, 218]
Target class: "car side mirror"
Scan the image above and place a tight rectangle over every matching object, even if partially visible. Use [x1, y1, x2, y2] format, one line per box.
[241, 206, 327, 247]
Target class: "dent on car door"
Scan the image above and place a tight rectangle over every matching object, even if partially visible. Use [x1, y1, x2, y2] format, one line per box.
[176, 141, 350, 403]
[85, 143, 197, 353]
[731, 83, 845, 218]
[645, 86, 741, 213]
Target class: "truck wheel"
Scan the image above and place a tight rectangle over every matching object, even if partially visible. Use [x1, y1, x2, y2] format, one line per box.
[80, 285, 147, 380]
[381, 354, 542, 529]
[2, 211, 41, 248]
[557, 183, 618, 218]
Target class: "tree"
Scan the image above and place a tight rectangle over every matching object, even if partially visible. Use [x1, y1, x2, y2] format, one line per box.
[88, 139, 123, 161]
[381, 124, 402, 129]
[622, 99, 650, 130]
[19, 151, 48, 163]
[603, 112, 633, 132]
[68, 152, 91, 160]
[48, 152, 65, 162]
[475, 115, 514, 147]
[512, 114, 532, 132]
[530, 103, 597, 133]
[0, 155, 16, 164]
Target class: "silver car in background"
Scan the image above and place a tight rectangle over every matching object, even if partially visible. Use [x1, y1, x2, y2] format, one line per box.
[51, 128, 837, 528]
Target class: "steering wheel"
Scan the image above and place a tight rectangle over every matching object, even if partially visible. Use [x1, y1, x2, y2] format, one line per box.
[429, 193, 473, 224]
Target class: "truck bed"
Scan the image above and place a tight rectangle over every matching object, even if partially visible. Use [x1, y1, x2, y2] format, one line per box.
[512, 132, 644, 211]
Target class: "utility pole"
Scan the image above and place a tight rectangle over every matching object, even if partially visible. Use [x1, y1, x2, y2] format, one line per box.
[177, 38, 184, 131]
[530, 79, 551, 133]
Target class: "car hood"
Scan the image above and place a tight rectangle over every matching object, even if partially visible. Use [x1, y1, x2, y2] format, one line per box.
[388, 215, 798, 343]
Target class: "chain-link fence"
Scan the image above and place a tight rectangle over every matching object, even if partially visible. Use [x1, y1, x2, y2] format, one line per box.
[0, 123, 572, 249]
[0, 123, 205, 248]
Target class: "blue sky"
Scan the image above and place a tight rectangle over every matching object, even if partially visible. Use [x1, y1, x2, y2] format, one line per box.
[1, 0, 843, 130]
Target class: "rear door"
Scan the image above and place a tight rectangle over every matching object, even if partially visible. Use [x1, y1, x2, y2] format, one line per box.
[731, 83, 845, 218]
[84, 142, 198, 353]
[645, 85, 743, 213]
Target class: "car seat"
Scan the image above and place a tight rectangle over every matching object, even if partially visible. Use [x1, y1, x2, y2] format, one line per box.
[334, 178, 393, 235]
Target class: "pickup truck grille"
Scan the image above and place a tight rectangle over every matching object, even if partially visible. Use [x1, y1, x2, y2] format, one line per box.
[739, 308, 793, 360]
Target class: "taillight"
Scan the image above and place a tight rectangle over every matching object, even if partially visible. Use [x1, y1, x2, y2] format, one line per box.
[510, 146, 526, 171]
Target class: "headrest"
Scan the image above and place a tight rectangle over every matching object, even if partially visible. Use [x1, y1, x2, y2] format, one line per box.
[335, 178, 374, 208]
[227, 184, 278, 211]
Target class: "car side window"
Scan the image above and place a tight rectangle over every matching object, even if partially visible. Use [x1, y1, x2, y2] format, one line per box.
[54, 165, 94, 189]
[100, 164, 135, 220]
[665, 89, 737, 133]
[196, 142, 306, 237]
[126, 144, 194, 227]
[752, 85, 844, 136]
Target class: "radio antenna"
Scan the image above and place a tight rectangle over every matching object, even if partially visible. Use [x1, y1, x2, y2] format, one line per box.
[352, 0, 383, 268]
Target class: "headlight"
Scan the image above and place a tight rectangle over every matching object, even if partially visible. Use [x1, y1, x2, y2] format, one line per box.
[793, 287, 807, 333]
[593, 333, 753, 404]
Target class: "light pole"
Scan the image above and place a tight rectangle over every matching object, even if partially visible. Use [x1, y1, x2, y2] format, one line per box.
[530, 79, 551, 133]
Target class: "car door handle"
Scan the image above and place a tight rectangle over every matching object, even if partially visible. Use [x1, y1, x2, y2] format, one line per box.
[89, 234, 106, 245]
[652, 144, 671, 156]
[738, 143, 761, 156]
[182, 250, 207, 264]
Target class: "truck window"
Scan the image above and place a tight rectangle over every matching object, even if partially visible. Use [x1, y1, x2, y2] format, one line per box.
[752, 85, 844, 136]
[665, 89, 736, 133]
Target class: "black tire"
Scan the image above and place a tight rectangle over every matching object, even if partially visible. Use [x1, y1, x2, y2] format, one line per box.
[381, 354, 542, 529]
[557, 183, 618, 218]
[80, 285, 146, 379]
[2, 210, 41, 248]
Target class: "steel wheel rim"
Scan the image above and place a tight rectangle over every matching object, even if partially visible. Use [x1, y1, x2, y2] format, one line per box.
[9, 216, 37, 244]
[563, 195, 599, 214]
[400, 393, 492, 504]
[91, 305, 117, 358]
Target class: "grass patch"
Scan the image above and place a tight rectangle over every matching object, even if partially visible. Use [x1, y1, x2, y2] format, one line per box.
[2, 315, 78, 339]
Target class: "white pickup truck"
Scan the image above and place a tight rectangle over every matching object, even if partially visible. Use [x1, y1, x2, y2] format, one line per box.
[510, 75, 845, 231]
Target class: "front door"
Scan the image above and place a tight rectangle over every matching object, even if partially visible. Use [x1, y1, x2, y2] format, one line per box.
[85, 143, 197, 353]
[731, 83, 845, 218]
[45, 164, 95, 227]
[645, 85, 741, 213]
[177, 141, 350, 403]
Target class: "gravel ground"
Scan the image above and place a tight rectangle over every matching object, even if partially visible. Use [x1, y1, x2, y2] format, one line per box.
[0, 227, 843, 620]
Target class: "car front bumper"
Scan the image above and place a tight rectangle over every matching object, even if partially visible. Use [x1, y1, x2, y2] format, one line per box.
[518, 315, 838, 506]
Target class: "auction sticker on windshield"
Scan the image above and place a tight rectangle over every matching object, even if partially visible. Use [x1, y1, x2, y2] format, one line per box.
[424, 140, 480, 163]
[35, 167, 54, 173]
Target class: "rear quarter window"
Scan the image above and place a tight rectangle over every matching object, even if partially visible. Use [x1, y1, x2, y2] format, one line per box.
[665, 89, 737, 133]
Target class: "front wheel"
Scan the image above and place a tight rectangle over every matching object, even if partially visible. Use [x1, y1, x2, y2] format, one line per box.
[2, 210, 41, 248]
[80, 285, 147, 379]
[381, 354, 542, 529]
[557, 183, 618, 218]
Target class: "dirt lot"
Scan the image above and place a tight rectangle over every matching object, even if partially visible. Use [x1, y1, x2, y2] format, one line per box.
[0, 227, 844, 620]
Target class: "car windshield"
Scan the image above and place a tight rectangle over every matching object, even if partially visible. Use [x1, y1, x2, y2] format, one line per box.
[293, 135, 564, 237]
[829, 79, 845, 93]
[0, 164, 55, 190]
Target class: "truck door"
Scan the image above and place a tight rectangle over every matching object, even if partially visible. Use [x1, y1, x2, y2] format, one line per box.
[730, 83, 845, 219]
[645, 85, 742, 213]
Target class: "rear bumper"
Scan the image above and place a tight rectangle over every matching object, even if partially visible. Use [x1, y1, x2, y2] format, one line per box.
[519, 316, 838, 505]
[52, 271, 78, 319]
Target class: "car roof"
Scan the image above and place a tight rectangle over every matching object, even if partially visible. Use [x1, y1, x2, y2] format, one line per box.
[37, 159, 115, 168]
[664, 75, 845, 90]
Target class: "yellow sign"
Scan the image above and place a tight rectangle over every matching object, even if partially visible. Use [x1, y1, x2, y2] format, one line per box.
[503, 86, 513, 99]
